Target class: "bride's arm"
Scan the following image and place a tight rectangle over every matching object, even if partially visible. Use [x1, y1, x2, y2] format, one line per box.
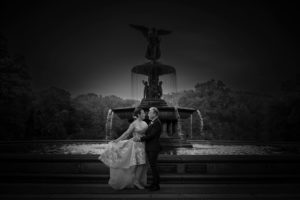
[113, 122, 135, 142]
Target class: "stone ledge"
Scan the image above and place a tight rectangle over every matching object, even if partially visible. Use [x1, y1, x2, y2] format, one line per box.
[1, 154, 300, 163]
[1, 173, 300, 184]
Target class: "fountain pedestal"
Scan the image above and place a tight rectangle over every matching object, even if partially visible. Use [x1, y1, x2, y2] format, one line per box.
[140, 98, 168, 107]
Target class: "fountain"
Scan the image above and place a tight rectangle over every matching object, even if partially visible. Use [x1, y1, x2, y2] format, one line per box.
[112, 24, 196, 149]
[196, 109, 204, 135]
[105, 109, 114, 141]
[190, 114, 193, 139]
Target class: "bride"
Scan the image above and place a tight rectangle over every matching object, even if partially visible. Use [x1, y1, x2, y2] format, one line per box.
[99, 107, 148, 190]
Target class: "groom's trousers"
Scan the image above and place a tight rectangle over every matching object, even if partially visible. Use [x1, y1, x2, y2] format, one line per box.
[146, 150, 160, 186]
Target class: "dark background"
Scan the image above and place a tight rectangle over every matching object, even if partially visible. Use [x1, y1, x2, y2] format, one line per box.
[1, 0, 299, 97]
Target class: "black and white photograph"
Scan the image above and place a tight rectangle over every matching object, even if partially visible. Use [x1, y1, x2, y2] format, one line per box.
[1, 0, 300, 199]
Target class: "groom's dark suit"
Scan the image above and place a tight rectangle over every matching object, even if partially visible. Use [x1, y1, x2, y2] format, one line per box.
[140, 117, 162, 188]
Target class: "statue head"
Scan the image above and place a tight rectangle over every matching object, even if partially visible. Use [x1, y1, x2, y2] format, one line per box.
[149, 27, 157, 35]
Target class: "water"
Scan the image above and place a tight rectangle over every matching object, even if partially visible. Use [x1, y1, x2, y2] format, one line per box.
[189, 110, 203, 139]
[196, 109, 204, 133]
[174, 107, 184, 140]
[190, 114, 193, 139]
[105, 109, 114, 140]
[1, 141, 298, 155]
[109, 112, 114, 138]
[40, 143, 297, 155]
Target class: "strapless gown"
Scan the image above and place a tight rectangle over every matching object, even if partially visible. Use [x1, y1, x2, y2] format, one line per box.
[99, 128, 147, 190]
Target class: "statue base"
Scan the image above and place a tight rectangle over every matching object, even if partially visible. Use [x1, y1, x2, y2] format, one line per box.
[139, 98, 168, 108]
[160, 137, 193, 149]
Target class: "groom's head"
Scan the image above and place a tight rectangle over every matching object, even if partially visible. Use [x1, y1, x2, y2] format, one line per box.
[148, 107, 159, 120]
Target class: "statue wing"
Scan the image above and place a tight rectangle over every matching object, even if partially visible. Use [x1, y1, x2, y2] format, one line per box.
[129, 24, 149, 37]
[157, 29, 172, 35]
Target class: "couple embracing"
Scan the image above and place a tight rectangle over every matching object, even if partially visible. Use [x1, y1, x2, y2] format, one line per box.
[99, 107, 161, 191]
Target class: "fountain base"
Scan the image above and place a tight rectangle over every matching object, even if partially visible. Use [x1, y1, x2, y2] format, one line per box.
[160, 137, 193, 149]
[113, 105, 195, 148]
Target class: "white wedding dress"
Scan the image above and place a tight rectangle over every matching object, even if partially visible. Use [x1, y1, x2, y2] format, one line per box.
[99, 126, 147, 190]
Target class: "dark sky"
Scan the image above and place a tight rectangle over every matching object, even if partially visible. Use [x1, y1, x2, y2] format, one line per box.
[1, 0, 299, 98]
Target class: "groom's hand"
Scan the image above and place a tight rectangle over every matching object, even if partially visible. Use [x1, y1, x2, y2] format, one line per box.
[133, 136, 140, 142]
[112, 139, 120, 143]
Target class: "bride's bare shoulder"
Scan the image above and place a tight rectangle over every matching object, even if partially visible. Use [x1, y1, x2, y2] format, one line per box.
[142, 121, 148, 127]
[130, 120, 137, 126]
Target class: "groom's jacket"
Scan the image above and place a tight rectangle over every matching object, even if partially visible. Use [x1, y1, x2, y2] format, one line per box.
[140, 118, 162, 152]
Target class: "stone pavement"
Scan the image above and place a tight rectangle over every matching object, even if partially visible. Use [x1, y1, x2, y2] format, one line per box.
[1, 183, 300, 199]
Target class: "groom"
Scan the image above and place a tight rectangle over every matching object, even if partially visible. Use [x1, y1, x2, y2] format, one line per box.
[134, 107, 162, 191]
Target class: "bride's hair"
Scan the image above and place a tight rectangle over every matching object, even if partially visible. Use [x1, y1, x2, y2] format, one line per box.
[133, 107, 143, 119]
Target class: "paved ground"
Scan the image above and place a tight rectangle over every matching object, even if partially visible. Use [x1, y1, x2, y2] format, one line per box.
[1, 183, 300, 199]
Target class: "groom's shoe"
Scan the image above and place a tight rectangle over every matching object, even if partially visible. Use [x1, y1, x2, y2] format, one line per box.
[144, 185, 153, 189]
[134, 185, 144, 190]
[149, 185, 160, 191]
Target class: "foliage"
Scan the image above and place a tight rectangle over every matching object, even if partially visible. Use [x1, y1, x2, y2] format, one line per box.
[0, 36, 33, 139]
[164, 78, 300, 141]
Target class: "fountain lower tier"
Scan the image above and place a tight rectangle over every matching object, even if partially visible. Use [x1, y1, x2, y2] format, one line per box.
[113, 106, 195, 120]
[112, 105, 196, 148]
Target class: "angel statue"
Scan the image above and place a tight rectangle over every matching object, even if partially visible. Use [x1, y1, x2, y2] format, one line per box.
[129, 24, 172, 62]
